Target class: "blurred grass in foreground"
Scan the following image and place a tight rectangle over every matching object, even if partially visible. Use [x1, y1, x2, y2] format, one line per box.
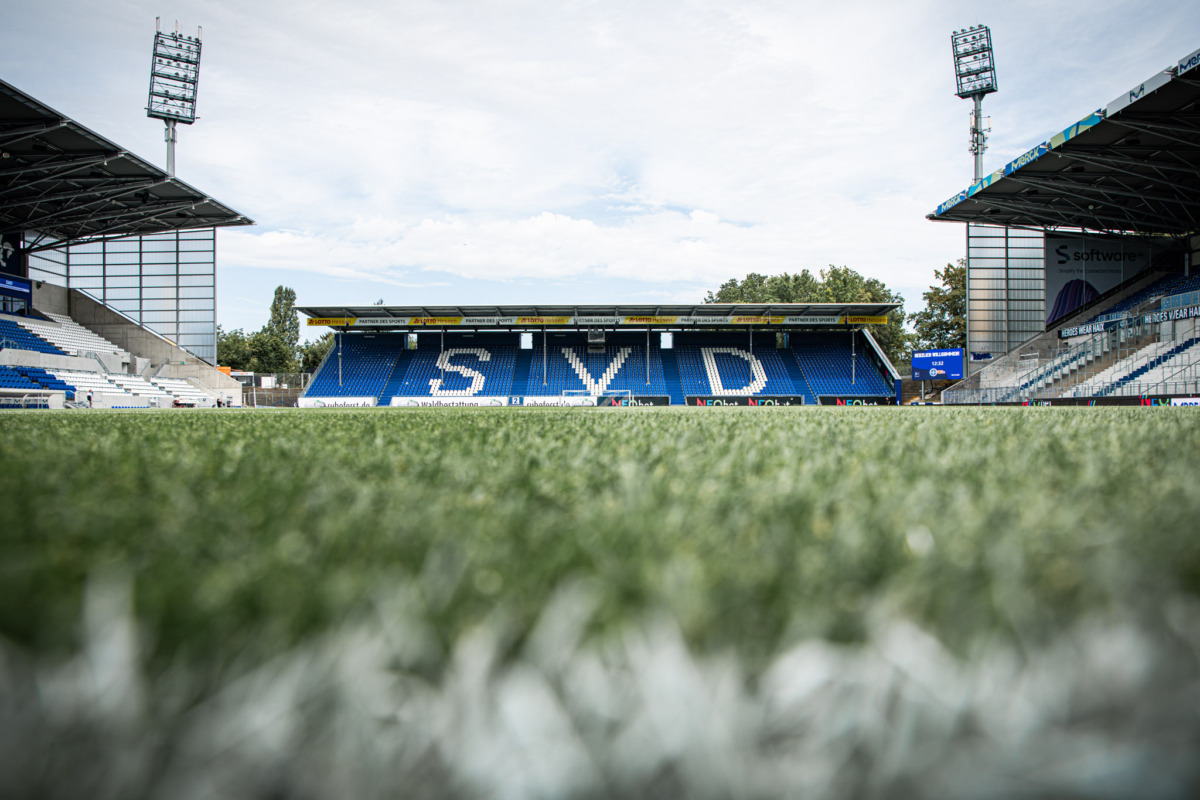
[3, 406, 1199, 676]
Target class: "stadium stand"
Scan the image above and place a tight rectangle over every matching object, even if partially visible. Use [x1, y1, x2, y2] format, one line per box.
[674, 334, 797, 398]
[16, 312, 131, 359]
[522, 333, 665, 397]
[0, 365, 45, 392]
[301, 328, 898, 405]
[792, 332, 894, 399]
[0, 318, 67, 356]
[398, 334, 518, 397]
[151, 377, 214, 405]
[1076, 272, 1200, 327]
[304, 333, 407, 398]
[8, 366, 75, 398]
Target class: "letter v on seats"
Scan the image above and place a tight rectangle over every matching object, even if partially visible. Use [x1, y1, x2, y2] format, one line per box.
[562, 347, 631, 394]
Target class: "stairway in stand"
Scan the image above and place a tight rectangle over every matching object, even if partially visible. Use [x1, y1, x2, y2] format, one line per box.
[377, 349, 414, 404]
[509, 348, 533, 397]
[780, 351, 817, 405]
[660, 349, 683, 405]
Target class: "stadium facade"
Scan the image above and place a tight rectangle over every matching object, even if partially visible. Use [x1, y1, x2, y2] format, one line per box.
[930, 43, 1200, 402]
[0, 78, 250, 407]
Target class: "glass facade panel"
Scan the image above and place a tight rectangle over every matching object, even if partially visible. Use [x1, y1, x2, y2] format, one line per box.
[28, 229, 218, 363]
[966, 224, 1046, 371]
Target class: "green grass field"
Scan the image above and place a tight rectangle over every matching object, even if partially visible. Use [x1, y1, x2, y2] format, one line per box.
[4, 406, 1200, 797]
[4, 406, 1199, 669]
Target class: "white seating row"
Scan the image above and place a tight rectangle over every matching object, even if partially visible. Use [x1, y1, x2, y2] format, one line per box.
[16, 313, 130, 359]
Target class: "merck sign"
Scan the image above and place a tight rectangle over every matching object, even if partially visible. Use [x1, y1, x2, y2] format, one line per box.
[1180, 47, 1200, 77]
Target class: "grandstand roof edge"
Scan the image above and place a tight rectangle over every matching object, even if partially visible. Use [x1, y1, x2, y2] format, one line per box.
[926, 42, 1200, 236]
[296, 302, 902, 330]
[0, 78, 254, 246]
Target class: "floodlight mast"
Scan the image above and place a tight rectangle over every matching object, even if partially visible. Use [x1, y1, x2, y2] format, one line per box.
[146, 18, 202, 177]
[951, 25, 997, 182]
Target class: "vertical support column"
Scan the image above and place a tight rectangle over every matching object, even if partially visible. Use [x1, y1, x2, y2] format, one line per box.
[1004, 224, 1011, 354]
[851, 329, 856, 385]
[174, 230, 182, 348]
[973, 95, 985, 183]
[165, 120, 177, 177]
[138, 234, 144, 327]
[646, 327, 650, 386]
[337, 331, 343, 387]
[542, 327, 547, 386]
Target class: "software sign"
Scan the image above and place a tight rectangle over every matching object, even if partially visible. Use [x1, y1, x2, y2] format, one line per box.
[912, 349, 964, 381]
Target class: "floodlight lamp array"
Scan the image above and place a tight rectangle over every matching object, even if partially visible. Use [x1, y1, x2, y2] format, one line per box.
[951, 25, 997, 99]
[147, 28, 202, 123]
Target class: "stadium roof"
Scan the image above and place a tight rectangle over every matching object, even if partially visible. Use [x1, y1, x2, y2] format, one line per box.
[0, 78, 252, 252]
[297, 302, 901, 331]
[929, 46, 1200, 237]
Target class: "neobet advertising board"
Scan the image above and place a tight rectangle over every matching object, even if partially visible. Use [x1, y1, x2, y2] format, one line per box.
[911, 348, 964, 381]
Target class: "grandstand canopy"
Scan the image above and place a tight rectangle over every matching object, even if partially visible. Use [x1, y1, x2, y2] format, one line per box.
[297, 302, 901, 331]
[0, 78, 252, 251]
[929, 48, 1200, 236]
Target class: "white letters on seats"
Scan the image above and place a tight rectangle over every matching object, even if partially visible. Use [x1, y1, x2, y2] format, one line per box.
[430, 348, 490, 395]
[562, 347, 631, 394]
[701, 347, 767, 395]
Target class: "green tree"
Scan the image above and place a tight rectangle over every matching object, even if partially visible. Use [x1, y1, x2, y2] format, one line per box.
[267, 286, 300, 356]
[911, 260, 966, 351]
[216, 325, 252, 370]
[704, 266, 913, 365]
[247, 328, 295, 374]
[299, 332, 335, 374]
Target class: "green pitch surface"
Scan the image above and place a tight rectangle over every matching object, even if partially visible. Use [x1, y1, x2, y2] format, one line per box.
[3, 406, 1200, 672]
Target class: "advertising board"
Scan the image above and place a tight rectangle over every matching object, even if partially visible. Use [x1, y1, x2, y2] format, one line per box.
[911, 348, 965, 381]
[389, 396, 507, 407]
[297, 396, 378, 408]
[817, 397, 896, 406]
[685, 396, 806, 406]
[1044, 235, 1152, 325]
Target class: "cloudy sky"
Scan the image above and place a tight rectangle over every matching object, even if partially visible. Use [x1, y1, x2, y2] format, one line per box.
[3, 1, 1198, 338]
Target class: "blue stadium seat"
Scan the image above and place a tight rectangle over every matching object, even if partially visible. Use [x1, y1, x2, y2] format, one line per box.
[302, 329, 896, 404]
[305, 333, 408, 398]
[0, 319, 67, 356]
[791, 332, 893, 399]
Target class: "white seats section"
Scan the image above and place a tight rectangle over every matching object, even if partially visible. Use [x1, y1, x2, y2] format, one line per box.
[1114, 340, 1200, 395]
[152, 377, 213, 403]
[1066, 340, 1175, 397]
[16, 313, 130, 359]
[50, 370, 130, 396]
[700, 347, 768, 396]
[562, 347, 631, 395]
[108, 374, 172, 399]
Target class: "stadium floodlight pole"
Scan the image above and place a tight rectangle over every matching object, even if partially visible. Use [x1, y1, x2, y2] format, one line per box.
[146, 18, 202, 177]
[951, 25, 998, 182]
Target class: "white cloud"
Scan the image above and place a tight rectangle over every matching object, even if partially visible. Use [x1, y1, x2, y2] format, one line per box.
[3, 0, 1198, 328]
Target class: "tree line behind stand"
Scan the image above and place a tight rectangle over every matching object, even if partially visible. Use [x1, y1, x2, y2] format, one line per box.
[704, 263, 965, 368]
[217, 265, 965, 377]
[217, 286, 334, 374]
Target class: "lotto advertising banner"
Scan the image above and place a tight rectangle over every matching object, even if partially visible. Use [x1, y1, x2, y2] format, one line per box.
[686, 396, 807, 406]
[1045, 235, 1152, 325]
[911, 349, 965, 381]
[308, 314, 891, 328]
